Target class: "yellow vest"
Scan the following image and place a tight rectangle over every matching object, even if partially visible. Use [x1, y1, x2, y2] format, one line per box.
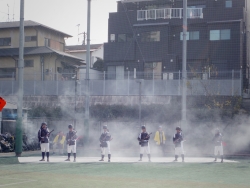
[154, 131, 166, 145]
[53, 135, 66, 145]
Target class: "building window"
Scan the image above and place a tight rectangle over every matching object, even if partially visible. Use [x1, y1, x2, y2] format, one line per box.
[225, 0, 232, 8]
[220, 29, 231, 40]
[0, 38, 11, 46]
[118, 34, 133, 42]
[0, 68, 15, 78]
[180, 31, 199, 40]
[188, 5, 206, 8]
[24, 60, 34, 67]
[118, 34, 126, 42]
[141, 31, 160, 42]
[210, 29, 230, 41]
[25, 36, 37, 42]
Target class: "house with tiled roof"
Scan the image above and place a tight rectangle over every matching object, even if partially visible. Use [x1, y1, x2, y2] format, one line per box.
[0, 20, 84, 81]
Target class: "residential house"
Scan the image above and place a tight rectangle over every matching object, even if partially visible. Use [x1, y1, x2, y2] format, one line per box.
[0, 20, 84, 81]
[104, 0, 248, 88]
[65, 44, 104, 79]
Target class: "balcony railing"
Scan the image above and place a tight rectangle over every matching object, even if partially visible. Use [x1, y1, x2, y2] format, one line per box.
[137, 8, 203, 21]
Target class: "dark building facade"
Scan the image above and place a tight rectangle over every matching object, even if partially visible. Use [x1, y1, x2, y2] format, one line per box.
[104, 0, 247, 85]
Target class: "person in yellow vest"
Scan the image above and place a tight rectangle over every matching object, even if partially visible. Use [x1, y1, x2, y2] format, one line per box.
[154, 126, 166, 156]
[52, 131, 66, 155]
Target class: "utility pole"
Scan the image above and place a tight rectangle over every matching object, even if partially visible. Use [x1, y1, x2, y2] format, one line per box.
[7, 4, 9, 22]
[136, 79, 143, 126]
[76, 24, 80, 44]
[15, 0, 24, 157]
[181, 0, 187, 129]
[84, 0, 91, 144]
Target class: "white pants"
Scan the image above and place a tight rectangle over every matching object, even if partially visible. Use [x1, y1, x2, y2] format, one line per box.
[101, 141, 111, 155]
[214, 145, 223, 156]
[67, 144, 76, 153]
[175, 141, 185, 155]
[175, 147, 184, 155]
[41, 143, 49, 152]
[140, 144, 150, 154]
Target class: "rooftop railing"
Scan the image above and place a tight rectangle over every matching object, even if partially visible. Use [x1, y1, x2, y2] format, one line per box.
[137, 8, 203, 21]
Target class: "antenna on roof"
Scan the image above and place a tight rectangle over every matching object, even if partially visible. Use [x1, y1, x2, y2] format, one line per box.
[76, 24, 80, 44]
[79, 31, 86, 45]
[13, 0, 15, 21]
[7, 4, 9, 22]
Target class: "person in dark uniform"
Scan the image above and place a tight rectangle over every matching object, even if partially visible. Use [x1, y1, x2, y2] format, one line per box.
[138, 125, 151, 162]
[173, 126, 184, 162]
[99, 125, 111, 162]
[213, 128, 224, 163]
[65, 125, 77, 162]
[38, 122, 50, 162]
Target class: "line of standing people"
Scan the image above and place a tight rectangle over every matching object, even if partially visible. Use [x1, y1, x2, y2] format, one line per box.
[38, 123, 224, 163]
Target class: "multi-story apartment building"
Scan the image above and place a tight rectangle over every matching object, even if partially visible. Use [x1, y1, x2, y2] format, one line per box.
[0, 20, 84, 81]
[104, 0, 248, 87]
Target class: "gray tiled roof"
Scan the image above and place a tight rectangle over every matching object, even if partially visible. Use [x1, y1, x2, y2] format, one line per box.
[0, 46, 84, 63]
[65, 44, 103, 52]
[0, 20, 72, 37]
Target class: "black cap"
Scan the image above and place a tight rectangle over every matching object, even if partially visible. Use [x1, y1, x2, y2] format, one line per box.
[68, 124, 73, 129]
[41, 122, 47, 126]
[141, 125, 146, 129]
[103, 125, 107, 129]
[176, 126, 182, 131]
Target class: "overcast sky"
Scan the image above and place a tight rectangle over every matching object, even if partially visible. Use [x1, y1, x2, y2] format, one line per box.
[0, 0, 118, 45]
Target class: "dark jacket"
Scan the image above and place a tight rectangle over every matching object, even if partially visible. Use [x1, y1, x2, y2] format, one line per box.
[38, 126, 50, 143]
[99, 132, 111, 147]
[173, 132, 183, 147]
[66, 130, 77, 146]
[213, 133, 223, 146]
[138, 132, 150, 147]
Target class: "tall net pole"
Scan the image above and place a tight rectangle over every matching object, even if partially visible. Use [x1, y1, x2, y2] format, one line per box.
[15, 0, 24, 157]
[84, 0, 91, 144]
[181, 0, 187, 128]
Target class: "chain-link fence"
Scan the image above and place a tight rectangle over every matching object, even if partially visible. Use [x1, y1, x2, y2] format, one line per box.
[0, 70, 242, 96]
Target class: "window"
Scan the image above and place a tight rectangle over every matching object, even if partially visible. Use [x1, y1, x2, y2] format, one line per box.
[118, 34, 126, 42]
[24, 60, 34, 67]
[0, 38, 11, 46]
[188, 5, 206, 8]
[210, 29, 230, 40]
[141, 31, 160, 42]
[225, 0, 232, 8]
[118, 34, 133, 42]
[220, 29, 231, 40]
[25, 36, 37, 42]
[180, 31, 199, 40]
[0, 68, 15, 78]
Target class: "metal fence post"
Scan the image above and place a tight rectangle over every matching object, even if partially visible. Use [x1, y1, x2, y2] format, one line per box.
[128, 71, 130, 96]
[153, 69, 155, 96]
[103, 71, 106, 96]
[209, 67, 211, 79]
[116, 77, 117, 95]
[240, 68, 242, 96]
[12, 72, 14, 95]
[34, 73, 36, 95]
[56, 73, 59, 96]
[178, 70, 181, 95]
[232, 69, 234, 96]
